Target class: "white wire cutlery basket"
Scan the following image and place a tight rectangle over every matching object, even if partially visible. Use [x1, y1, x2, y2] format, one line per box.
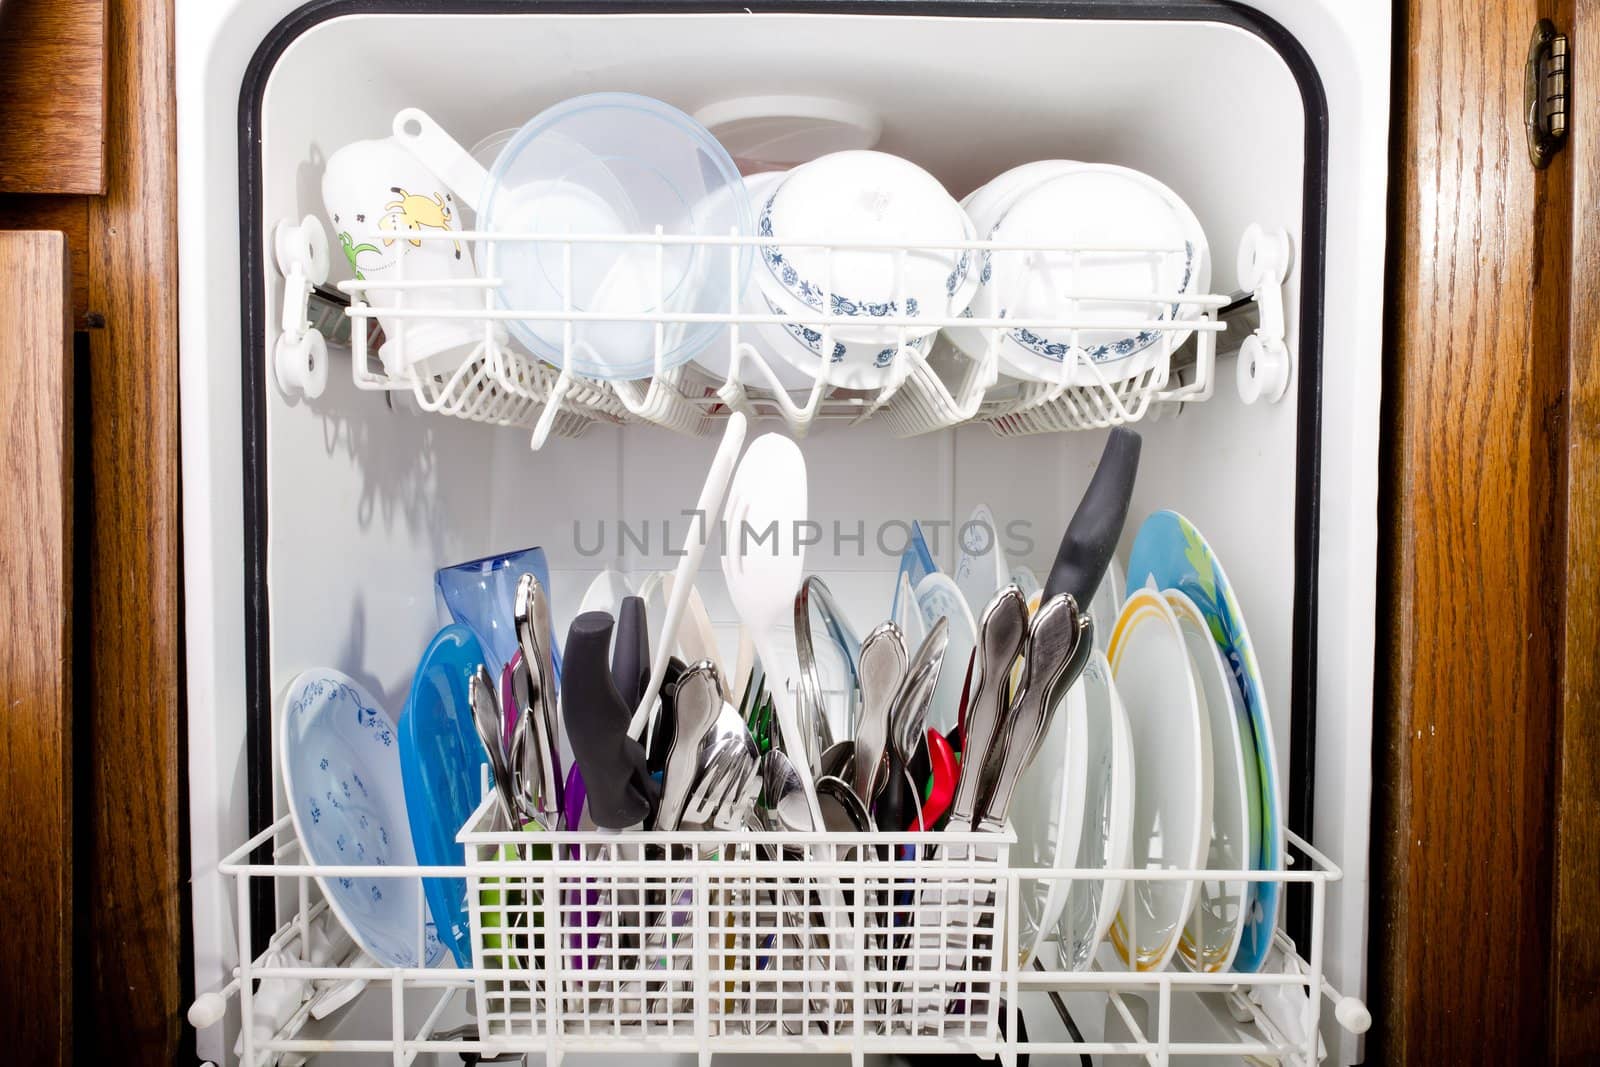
[462, 800, 1012, 1046]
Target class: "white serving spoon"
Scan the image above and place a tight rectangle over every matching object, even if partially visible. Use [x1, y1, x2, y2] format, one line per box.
[720, 432, 825, 827]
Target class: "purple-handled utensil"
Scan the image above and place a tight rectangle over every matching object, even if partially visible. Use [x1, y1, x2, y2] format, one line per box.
[561, 762, 605, 970]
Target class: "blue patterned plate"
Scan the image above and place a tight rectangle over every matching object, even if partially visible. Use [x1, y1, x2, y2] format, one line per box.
[281, 668, 444, 969]
[1125, 510, 1282, 973]
[399, 626, 490, 968]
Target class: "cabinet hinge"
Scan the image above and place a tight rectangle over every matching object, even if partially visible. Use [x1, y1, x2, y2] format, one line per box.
[1527, 18, 1570, 169]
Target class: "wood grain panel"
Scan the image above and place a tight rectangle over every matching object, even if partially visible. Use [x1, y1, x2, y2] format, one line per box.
[1552, 0, 1600, 1058]
[0, 197, 92, 326]
[1375, 2, 1569, 1061]
[0, 0, 107, 194]
[78, 0, 180, 1059]
[0, 231, 74, 1065]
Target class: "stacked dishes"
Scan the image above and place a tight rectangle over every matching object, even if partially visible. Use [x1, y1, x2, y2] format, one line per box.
[361, 98, 1212, 401]
[947, 161, 1211, 386]
[1123, 509, 1284, 974]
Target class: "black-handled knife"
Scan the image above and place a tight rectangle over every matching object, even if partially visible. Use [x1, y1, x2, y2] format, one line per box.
[1042, 426, 1142, 610]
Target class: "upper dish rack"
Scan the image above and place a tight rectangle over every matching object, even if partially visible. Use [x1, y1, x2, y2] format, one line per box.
[271, 217, 1295, 449]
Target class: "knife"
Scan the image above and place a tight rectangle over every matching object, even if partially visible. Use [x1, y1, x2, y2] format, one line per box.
[1041, 427, 1142, 612]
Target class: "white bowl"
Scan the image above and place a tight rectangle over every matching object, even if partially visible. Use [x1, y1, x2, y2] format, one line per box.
[753, 288, 933, 390]
[958, 158, 1081, 237]
[945, 159, 1079, 363]
[755, 150, 977, 345]
[692, 170, 936, 392]
[953, 163, 1210, 384]
[691, 171, 817, 391]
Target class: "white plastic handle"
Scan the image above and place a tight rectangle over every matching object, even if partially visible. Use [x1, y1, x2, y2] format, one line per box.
[392, 108, 491, 212]
[629, 411, 749, 739]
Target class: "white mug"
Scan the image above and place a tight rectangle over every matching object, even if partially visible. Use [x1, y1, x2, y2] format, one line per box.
[322, 136, 493, 376]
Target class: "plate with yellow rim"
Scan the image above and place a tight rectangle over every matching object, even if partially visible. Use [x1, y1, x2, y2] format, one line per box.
[1107, 587, 1211, 972]
[1126, 510, 1283, 973]
[1165, 588, 1257, 973]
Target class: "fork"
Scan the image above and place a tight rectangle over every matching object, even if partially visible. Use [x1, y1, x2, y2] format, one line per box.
[625, 742, 759, 1015]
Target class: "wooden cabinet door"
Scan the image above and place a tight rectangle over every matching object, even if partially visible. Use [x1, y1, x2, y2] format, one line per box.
[0, 231, 74, 1065]
[1378, 2, 1600, 1062]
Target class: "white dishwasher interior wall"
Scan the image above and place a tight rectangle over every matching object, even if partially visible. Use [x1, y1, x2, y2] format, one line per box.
[177, 2, 1391, 1063]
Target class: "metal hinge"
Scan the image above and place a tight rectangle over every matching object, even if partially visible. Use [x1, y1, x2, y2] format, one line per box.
[1526, 19, 1570, 168]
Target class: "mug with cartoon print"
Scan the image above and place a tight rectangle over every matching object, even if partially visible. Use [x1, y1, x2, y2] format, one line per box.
[323, 135, 498, 376]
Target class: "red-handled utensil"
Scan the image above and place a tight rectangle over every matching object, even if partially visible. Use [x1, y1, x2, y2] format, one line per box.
[918, 728, 960, 831]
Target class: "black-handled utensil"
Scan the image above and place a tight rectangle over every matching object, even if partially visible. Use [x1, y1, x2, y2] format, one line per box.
[563, 610, 655, 828]
[645, 656, 687, 776]
[1042, 426, 1142, 610]
[613, 595, 651, 709]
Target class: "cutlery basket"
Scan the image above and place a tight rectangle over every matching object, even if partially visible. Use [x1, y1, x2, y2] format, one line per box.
[460, 798, 1015, 1047]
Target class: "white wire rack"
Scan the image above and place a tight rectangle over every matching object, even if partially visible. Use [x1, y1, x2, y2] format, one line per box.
[193, 794, 1368, 1066]
[273, 216, 1264, 449]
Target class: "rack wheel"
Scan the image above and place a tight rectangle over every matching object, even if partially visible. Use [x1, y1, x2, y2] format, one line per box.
[1237, 334, 1290, 404]
[274, 214, 330, 287]
[1236, 223, 1292, 290]
[1335, 995, 1372, 1035]
[275, 329, 329, 400]
[187, 992, 227, 1029]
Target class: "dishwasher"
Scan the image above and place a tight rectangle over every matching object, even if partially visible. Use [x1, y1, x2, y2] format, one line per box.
[175, 2, 1391, 1063]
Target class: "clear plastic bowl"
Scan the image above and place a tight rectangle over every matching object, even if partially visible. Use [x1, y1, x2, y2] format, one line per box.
[478, 93, 751, 380]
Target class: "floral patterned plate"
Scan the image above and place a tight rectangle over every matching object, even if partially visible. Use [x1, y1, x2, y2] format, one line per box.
[281, 668, 444, 969]
[1125, 510, 1283, 973]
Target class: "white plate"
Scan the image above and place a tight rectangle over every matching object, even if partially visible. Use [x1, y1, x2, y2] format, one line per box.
[1089, 555, 1124, 653]
[1107, 588, 1212, 972]
[1166, 589, 1255, 973]
[1012, 675, 1089, 967]
[1125, 510, 1282, 972]
[1010, 565, 1041, 600]
[913, 571, 978, 735]
[281, 668, 444, 969]
[1053, 650, 1135, 970]
[952, 503, 1009, 617]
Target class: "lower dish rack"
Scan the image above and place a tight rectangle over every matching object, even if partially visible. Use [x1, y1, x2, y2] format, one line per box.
[191, 795, 1369, 1066]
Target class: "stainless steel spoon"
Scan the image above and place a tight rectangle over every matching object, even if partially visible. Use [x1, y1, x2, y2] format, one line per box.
[468, 664, 519, 829]
[762, 749, 814, 835]
[655, 660, 724, 832]
[852, 622, 907, 807]
[819, 739, 854, 781]
[794, 576, 858, 772]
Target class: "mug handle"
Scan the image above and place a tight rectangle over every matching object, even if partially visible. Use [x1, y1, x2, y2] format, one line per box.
[393, 107, 491, 212]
